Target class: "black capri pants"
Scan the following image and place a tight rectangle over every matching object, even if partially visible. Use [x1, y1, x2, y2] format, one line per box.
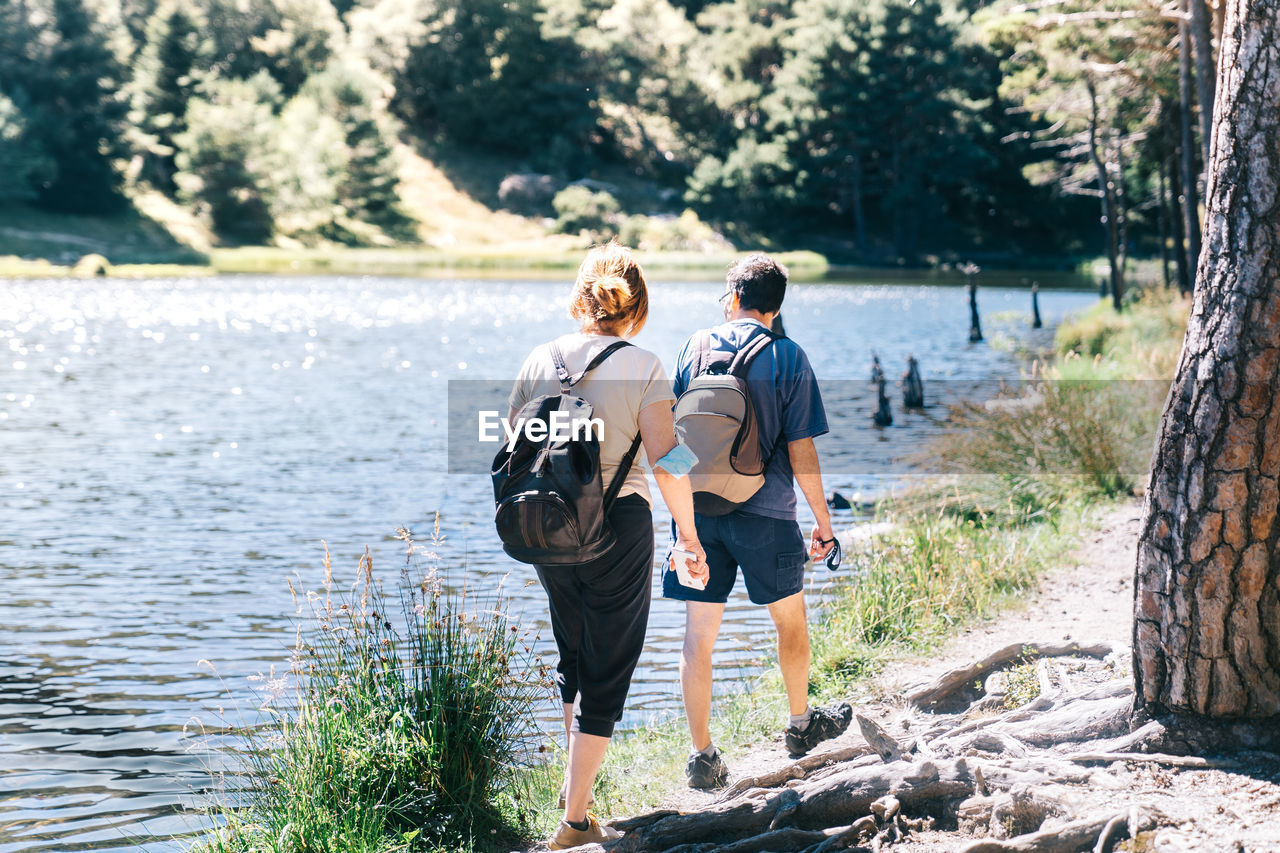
[535, 493, 654, 738]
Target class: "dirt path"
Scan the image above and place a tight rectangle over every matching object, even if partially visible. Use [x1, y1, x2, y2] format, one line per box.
[634, 501, 1280, 852]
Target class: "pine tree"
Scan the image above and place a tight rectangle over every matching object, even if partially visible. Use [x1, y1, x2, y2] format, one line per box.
[0, 0, 129, 213]
[304, 61, 413, 237]
[174, 73, 279, 243]
[355, 0, 597, 166]
[202, 0, 343, 98]
[130, 0, 211, 192]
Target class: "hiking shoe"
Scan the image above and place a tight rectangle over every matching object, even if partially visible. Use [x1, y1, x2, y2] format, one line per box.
[685, 746, 729, 789]
[556, 783, 594, 811]
[549, 814, 622, 849]
[785, 703, 854, 755]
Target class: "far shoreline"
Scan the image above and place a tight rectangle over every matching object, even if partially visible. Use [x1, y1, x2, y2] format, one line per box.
[1, 246, 1116, 288]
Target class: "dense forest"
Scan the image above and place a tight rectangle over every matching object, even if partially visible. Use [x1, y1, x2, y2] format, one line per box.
[0, 0, 1221, 268]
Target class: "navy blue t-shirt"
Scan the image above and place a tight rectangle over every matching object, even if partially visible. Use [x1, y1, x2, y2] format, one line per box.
[673, 319, 828, 520]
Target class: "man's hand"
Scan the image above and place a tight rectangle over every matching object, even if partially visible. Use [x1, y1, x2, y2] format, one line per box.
[809, 521, 836, 561]
[676, 532, 710, 583]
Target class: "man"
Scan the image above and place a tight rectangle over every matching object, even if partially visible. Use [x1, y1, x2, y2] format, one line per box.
[665, 254, 851, 789]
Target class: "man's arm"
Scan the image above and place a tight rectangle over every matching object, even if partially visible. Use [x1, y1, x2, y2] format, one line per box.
[788, 436, 834, 560]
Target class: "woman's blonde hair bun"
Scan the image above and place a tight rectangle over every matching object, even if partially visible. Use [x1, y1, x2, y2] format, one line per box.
[570, 241, 649, 337]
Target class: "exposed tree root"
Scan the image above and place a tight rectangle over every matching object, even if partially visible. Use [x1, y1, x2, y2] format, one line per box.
[957, 808, 1157, 853]
[904, 640, 1114, 713]
[592, 644, 1279, 853]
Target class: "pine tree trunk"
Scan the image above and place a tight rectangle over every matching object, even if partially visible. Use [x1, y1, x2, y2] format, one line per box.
[1178, 17, 1203, 291]
[1133, 0, 1280, 719]
[1188, 0, 1217, 166]
[1086, 81, 1120, 309]
[1113, 134, 1128, 311]
[1169, 147, 1191, 295]
[1157, 166, 1171, 289]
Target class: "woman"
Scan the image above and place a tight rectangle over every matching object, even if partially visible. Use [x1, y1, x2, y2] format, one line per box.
[507, 242, 707, 849]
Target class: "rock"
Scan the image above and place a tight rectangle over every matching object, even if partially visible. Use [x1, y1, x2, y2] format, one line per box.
[73, 253, 110, 277]
[497, 173, 557, 214]
[827, 491, 853, 510]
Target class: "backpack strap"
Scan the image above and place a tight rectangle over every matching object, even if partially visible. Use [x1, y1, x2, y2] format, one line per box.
[731, 325, 784, 469]
[728, 325, 780, 377]
[602, 431, 643, 512]
[550, 342, 573, 390]
[551, 340, 633, 391]
[691, 329, 714, 378]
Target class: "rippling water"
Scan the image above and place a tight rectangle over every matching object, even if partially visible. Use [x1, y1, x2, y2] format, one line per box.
[0, 274, 1097, 851]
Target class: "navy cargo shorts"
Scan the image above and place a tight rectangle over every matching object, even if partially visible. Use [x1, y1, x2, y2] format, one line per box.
[662, 511, 807, 605]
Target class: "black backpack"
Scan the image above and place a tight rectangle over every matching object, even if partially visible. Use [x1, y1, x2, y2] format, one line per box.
[491, 341, 642, 565]
[673, 325, 781, 516]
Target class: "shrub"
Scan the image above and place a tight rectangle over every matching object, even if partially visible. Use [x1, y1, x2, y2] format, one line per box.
[1054, 290, 1189, 378]
[175, 73, 279, 243]
[197, 538, 551, 853]
[925, 376, 1160, 520]
[552, 185, 620, 239]
[266, 92, 349, 238]
[617, 210, 734, 252]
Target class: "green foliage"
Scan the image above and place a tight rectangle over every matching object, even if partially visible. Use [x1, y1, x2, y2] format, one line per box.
[923, 293, 1186, 518]
[1054, 290, 1188, 377]
[353, 0, 598, 169]
[552, 185, 621, 239]
[129, 0, 211, 191]
[197, 544, 550, 853]
[306, 61, 414, 238]
[268, 92, 350, 238]
[0, 0, 1184, 256]
[0, 0, 128, 213]
[617, 210, 733, 252]
[175, 74, 279, 243]
[1002, 660, 1041, 709]
[174, 61, 411, 245]
[0, 92, 52, 202]
[807, 510, 1057, 699]
[685, 136, 798, 231]
[201, 0, 344, 97]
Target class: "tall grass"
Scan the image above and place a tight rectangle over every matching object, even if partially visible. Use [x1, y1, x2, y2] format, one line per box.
[920, 291, 1187, 521]
[1054, 289, 1189, 379]
[196, 534, 551, 853]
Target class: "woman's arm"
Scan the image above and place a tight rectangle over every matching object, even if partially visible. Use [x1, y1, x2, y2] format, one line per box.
[637, 399, 708, 580]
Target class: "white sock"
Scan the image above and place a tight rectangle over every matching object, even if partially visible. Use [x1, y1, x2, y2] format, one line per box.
[697, 743, 717, 757]
[790, 707, 812, 728]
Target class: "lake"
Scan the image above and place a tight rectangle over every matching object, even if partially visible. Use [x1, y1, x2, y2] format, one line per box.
[0, 272, 1098, 851]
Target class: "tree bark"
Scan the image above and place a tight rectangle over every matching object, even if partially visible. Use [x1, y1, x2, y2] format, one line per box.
[1178, 15, 1204, 292]
[1133, 0, 1280, 718]
[1188, 0, 1217, 167]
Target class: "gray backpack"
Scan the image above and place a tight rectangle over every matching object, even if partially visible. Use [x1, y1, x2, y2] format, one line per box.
[673, 325, 781, 516]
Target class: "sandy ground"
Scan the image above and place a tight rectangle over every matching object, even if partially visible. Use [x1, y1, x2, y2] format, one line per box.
[620, 501, 1280, 852]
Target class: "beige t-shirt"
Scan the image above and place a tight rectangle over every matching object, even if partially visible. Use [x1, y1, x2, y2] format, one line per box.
[508, 333, 675, 506]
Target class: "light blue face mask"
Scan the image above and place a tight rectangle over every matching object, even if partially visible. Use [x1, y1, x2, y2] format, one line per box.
[654, 443, 698, 477]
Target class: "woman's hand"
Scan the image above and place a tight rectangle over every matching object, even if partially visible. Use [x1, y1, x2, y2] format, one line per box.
[640, 399, 709, 583]
[675, 531, 710, 584]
